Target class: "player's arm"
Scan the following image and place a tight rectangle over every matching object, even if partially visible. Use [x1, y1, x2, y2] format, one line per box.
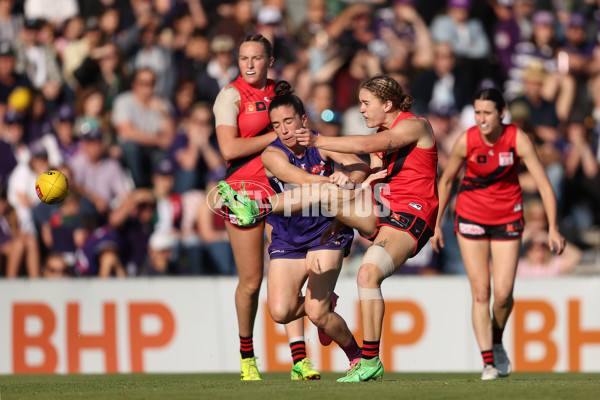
[321, 150, 370, 185]
[431, 131, 467, 253]
[516, 128, 565, 254]
[296, 117, 430, 154]
[214, 86, 277, 161]
[261, 146, 328, 185]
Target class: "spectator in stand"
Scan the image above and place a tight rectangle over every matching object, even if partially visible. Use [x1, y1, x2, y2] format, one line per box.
[40, 190, 86, 268]
[68, 127, 131, 217]
[174, 30, 211, 84]
[305, 82, 342, 137]
[518, 230, 581, 277]
[197, 174, 235, 275]
[150, 158, 203, 274]
[139, 230, 178, 275]
[13, 19, 62, 101]
[0, 110, 22, 179]
[411, 42, 471, 118]
[41, 252, 70, 278]
[111, 68, 175, 188]
[5, 143, 46, 276]
[107, 188, 157, 276]
[74, 87, 107, 139]
[23, 0, 78, 26]
[373, 0, 434, 73]
[50, 104, 79, 162]
[0, 184, 29, 277]
[171, 78, 197, 126]
[170, 101, 224, 193]
[62, 17, 104, 89]
[75, 224, 125, 277]
[73, 42, 129, 110]
[430, 0, 492, 95]
[195, 34, 238, 103]
[0, 42, 31, 110]
[0, 0, 23, 43]
[130, 14, 175, 98]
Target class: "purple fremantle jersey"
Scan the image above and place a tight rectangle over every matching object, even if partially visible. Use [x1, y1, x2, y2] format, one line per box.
[266, 135, 353, 258]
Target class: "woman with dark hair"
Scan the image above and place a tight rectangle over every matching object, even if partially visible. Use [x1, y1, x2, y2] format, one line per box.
[219, 75, 439, 382]
[213, 34, 310, 381]
[431, 88, 565, 380]
[263, 81, 369, 377]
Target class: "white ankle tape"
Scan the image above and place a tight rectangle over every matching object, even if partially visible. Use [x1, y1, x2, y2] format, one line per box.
[362, 245, 395, 278]
[358, 286, 383, 300]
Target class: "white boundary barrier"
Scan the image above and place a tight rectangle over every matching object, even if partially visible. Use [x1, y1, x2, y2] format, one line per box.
[1, 276, 599, 374]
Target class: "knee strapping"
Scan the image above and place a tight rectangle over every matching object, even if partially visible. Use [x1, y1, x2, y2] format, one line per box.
[362, 245, 395, 278]
[358, 286, 383, 300]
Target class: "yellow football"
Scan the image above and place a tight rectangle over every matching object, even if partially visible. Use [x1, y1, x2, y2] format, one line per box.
[8, 87, 32, 112]
[36, 170, 70, 205]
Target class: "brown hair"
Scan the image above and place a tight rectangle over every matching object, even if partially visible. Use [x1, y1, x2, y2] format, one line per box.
[238, 34, 273, 58]
[360, 75, 413, 112]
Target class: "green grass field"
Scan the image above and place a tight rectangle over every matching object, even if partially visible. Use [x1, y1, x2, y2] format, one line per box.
[1, 372, 599, 400]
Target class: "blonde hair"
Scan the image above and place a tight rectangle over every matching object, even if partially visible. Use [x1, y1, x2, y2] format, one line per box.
[360, 75, 413, 112]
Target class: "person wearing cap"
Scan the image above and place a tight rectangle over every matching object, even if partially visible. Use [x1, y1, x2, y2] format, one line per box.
[111, 68, 176, 188]
[51, 103, 79, 162]
[193, 34, 238, 103]
[68, 127, 131, 215]
[150, 158, 204, 275]
[0, 42, 32, 107]
[139, 230, 178, 275]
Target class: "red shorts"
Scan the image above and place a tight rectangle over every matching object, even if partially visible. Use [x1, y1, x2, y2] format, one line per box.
[455, 214, 524, 240]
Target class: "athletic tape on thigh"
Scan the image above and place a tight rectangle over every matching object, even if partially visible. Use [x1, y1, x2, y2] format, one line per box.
[357, 286, 383, 300]
[362, 245, 395, 278]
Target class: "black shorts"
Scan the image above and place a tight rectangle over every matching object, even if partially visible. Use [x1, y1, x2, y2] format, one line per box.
[455, 214, 524, 240]
[362, 198, 434, 258]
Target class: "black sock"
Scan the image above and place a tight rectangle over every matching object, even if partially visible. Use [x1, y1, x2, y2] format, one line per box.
[240, 335, 254, 359]
[290, 340, 306, 365]
[492, 325, 504, 345]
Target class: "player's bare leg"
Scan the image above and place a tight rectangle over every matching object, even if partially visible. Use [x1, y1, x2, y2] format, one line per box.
[490, 239, 520, 377]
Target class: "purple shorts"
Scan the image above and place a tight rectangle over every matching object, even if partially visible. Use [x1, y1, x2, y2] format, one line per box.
[268, 230, 353, 260]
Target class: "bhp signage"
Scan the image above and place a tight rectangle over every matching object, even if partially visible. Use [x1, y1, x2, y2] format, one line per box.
[1, 277, 599, 374]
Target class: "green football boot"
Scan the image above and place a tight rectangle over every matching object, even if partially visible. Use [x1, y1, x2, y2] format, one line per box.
[291, 358, 321, 380]
[337, 357, 384, 382]
[218, 181, 259, 226]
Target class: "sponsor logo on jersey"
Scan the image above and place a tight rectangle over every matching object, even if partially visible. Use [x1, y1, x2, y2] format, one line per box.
[310, 164, 325, 174]
[458, 222, 485, 235]
[499, 152, 514, 166]
[477, 155, 487, 164]
[409, 202, 422, 211]
[245, 101, 267, 114]
[514, 203, 522, 212]
[270, 249, 285, 254]
[390, 212, 410, 228]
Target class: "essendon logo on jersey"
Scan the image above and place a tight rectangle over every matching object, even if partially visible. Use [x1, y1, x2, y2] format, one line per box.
[245, 101, 267, 114]
[477, 155, 487, 164]
[499, 152, 514, 166]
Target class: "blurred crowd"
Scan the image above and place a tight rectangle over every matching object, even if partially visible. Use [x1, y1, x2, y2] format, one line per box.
[0, 0, 599, 278]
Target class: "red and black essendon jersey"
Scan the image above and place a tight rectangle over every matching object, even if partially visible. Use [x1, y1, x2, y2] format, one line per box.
[225, 75, 276, 198]
[375, 112, 439, 230]
[455, 124, 523, 225]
